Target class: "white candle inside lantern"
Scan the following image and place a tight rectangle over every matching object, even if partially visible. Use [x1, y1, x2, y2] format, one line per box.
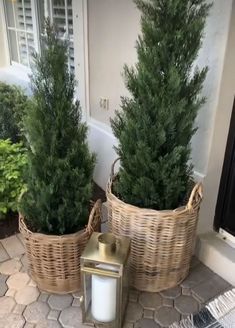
[91, 265, 117, 322]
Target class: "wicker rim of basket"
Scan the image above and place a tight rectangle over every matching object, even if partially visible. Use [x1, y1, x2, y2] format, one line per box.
[19, 199, 102, 240]
[107, 158, 203, 215]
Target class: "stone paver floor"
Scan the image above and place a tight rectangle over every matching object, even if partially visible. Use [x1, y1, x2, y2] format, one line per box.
[0, 234, 232, 328]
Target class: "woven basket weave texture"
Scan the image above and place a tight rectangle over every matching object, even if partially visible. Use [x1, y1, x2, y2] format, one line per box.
[107, 159, 203, 292]
[19, 199, 101, 294]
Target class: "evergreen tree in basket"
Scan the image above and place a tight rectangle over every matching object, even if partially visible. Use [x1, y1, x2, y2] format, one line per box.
[111, 0, 211, 210]
[20, 21, 95, 235]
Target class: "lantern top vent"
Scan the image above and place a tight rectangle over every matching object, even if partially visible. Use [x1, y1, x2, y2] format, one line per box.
[81, 232, 131, 266]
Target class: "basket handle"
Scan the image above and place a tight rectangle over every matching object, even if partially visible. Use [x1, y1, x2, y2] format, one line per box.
[87, 199, 102, 232]
[18, 213, 26, 231]
[186, 183, 203, 210]
[111, 157, 120, 179]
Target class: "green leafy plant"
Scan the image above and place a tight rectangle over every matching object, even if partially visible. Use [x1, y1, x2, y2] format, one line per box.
[0, 139, 27, 219]
[20, 21, 95, 235]
[0, 82, 30, 143]
[111, 0, 211, 210]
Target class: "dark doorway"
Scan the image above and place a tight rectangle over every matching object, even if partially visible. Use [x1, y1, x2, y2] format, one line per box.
[214, 98, 235, 236]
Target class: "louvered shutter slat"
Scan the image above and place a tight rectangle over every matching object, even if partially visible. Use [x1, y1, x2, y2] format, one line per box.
[13, 0, 35, 65]
[51, 0, 74, 72]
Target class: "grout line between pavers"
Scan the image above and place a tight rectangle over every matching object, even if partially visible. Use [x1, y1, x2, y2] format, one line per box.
[16, 234, 26, 249]
[0, 240, 11, 259]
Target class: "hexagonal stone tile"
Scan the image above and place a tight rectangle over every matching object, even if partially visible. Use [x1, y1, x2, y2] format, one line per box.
[0, 275, 8, 296]
[135, 318, 160, 328]
[17, 234, 25, 245]
[7, 272, 30, 290]
[155, 306, 180, 327]
[59, 306, 82, 328]
[24, 324, 34, 328]
[191, 274, 230, 303]
[0, 313, 25, 328]
[190, 256, 200, 269]
[35, 320, 62, 328]
[0, 259, 22, 275]
[28, 279, 37, 287]
[129, 289, 139, 302]
[38, 292, 49, 302]
[182, 287, 191, 296]
[139, 292, 162, 310]
[181, 264, 214, 288]
[0, 296, 16, 318]
[23, 301, 50, 324]
[20, 254, 28, 273]
[72, 298, 80, 307]
[13, 304, 26, 315]
[175, 295, 198, 315]
[48, 294, 73, 310]
[123, 323, 134, 328]
[160, 286, 181, 299]
[48, 309, 60, 321]
[125, 302, 143, 323]
[5, 289, 16, 297]
[15, 286, 39, 305]
[162, 298, 173, 307]
[1, 236, 25, 258]
[0, 243, 9, 263]
[143, 309, 154, 319]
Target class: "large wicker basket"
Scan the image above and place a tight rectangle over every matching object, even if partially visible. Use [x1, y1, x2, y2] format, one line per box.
[107, 159, 203, 292]
[19, 200, 101, 294]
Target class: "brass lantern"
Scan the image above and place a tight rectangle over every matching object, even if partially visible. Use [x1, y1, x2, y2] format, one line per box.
[80, 232, 131, 328]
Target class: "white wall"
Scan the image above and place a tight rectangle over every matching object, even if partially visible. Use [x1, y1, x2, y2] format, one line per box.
[88, 0, 140, 125]
[191, 0, 233, 176]
[197, 0, 235, 234]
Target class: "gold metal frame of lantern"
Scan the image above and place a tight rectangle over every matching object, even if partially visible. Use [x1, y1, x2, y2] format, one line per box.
[80, 232, 131, 328]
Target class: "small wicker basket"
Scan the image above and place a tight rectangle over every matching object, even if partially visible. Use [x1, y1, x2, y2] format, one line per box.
[106, 159, 203, 292]
[19, 200, 101, 294]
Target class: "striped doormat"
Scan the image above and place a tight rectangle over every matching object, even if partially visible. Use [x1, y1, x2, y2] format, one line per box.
[170, 289, 235, 328]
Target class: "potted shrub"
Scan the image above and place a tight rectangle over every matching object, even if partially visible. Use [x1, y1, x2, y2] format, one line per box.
[0, 140, 27, 238]
[0, 82, 29, 143]
[107, 0, 210, 291]
[19, 21, 100, 294]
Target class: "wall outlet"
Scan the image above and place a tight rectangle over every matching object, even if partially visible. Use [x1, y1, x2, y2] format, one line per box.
[99, 97, 109, 111]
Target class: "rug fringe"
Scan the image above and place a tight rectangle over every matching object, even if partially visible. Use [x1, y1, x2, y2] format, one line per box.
[169, 289, 235, 328]
[169, 315, 194, 328]
[206, 289, 235, 320]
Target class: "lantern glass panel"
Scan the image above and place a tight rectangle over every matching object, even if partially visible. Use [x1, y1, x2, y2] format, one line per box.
[81, 233, 131, 328]
[82, 267, 121, 326]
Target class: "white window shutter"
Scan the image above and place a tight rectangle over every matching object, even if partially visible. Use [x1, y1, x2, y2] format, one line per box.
[4, 0, 75, 70]
[4, 0, 36, 66]
[49, 0, 75, 73]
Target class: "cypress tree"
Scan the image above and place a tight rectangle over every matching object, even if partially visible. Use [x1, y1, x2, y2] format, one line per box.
[111, 0, 211, 210]
[20, 21, 95, 234]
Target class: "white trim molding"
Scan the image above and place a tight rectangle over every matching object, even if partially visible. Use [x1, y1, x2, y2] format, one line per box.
[219, 228, 235, 249]
[78, 0, 119, 189]
[0, 0, 10, 66]
[196, 232, 235, 286]
[73, 0, 89, 120]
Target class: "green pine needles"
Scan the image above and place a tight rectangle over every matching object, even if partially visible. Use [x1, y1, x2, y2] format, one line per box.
[0, 82, 30, 143]
[111, 0, 211, 210]
[20, 21, 95, 235]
